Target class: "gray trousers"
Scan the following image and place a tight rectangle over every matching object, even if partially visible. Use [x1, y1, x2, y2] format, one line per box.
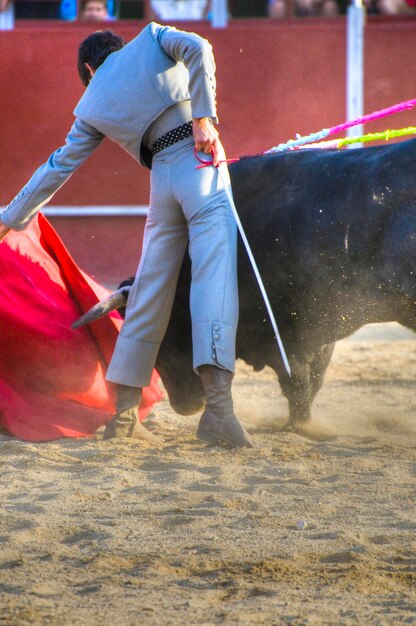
[106, 138, 238, 388]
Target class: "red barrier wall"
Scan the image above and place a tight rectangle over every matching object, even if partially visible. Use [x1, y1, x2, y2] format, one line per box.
[46, 214, 146, 286]
[2, 17, 416, 285]
[1, 17, 416, 208]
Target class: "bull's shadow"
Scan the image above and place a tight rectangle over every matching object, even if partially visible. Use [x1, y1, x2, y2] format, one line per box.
[156, 139, 416, 428]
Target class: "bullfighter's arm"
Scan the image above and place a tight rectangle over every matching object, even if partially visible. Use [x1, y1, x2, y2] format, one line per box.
[0, 118, 104, 233]
[155, 24, 218, 123]
[155, 24, 225, 164]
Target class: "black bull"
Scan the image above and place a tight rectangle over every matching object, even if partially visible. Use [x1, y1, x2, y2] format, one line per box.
[118, 139, 415, 426]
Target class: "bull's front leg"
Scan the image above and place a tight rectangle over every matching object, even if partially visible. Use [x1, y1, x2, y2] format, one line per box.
[280, 353, 313, 425]
[276, 344, 335, 429]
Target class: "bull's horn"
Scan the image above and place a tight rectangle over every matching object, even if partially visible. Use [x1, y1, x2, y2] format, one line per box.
[72, 286, 131, 329]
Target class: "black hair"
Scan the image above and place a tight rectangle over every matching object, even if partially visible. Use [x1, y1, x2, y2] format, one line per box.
[78, 30, 126, 87]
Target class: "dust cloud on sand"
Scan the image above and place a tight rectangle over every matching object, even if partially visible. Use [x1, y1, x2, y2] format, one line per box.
[0, 323, 415, 625]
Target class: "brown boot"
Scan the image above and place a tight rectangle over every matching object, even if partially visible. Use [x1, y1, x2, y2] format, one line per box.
[197, 365, 256, 448]
[103, 385, 162, 444]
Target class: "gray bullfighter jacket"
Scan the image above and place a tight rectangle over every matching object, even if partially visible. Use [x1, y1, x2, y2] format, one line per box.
[0, 22, 218, 231]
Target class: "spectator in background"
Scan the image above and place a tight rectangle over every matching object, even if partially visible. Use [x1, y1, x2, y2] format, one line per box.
[370, 0, 415, 12]
[80, 0, 113, 20]
[61, 0, 115, 20]
[0, 0, 14, 28]
[268, 0, 285, 16]
[150, 0, 209, 20]
[269, 0, 338, 16]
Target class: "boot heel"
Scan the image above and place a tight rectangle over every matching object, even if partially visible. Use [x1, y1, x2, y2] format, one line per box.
[197, 366, 256, 448]
[196, 426, 219, 444]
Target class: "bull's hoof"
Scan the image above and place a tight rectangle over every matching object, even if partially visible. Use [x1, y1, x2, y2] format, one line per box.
[285, 419, 336, 441]
[197, 412, 257, 449]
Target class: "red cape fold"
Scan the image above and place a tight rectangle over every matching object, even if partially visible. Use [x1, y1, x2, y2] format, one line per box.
[0, 213, 162, 441]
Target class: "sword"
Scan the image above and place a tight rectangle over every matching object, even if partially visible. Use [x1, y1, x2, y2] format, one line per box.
[216, 161, 292, 377]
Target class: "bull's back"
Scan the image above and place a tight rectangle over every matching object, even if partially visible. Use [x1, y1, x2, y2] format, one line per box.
[229, 139, 416, 344]
[230, 138, 416, 252]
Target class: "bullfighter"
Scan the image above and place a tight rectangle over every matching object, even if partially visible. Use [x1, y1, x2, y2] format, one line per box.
[0, 23, 255, 448]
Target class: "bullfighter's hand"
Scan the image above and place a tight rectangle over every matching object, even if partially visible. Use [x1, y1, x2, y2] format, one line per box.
[0, 222, 11, 241]
[192, 117, 226, 167]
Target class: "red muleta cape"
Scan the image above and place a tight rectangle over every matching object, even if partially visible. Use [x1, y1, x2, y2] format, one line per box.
[0, 213, 162, 441]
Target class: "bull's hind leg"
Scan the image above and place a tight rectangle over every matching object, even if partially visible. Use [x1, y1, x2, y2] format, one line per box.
[276, 344, 335, 427]
[382, 211, 416, 324]
[310, 343, 335, 400]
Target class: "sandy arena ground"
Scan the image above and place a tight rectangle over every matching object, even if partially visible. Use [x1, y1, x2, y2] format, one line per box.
[0, 323, 415, 626]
